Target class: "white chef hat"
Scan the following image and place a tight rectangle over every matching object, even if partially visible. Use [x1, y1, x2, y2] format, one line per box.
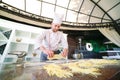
[52, 12, 64, 24]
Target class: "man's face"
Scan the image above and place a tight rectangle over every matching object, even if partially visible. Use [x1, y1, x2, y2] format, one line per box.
[51, 23, 61, 32]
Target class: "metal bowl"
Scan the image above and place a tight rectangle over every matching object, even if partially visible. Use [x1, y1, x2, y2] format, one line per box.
[8, 51, 27, 58]
[72, 53, 83, 59]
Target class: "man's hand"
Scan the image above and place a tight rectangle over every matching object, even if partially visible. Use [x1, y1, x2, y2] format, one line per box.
[40, 46, 54, 58]
[44, 49, 54, 58]
[61, 48, 68, 57]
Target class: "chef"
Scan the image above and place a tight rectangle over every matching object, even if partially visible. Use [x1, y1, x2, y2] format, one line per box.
[34, 13, 68, 61]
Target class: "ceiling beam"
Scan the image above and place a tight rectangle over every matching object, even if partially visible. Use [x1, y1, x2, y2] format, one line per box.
[90, 0, 120, 35]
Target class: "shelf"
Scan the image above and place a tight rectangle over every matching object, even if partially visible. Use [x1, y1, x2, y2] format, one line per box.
[12, 38, 36, 45]
[15, 30, 31, 38]
[3, 55, 17, 63]
[8, 42, 29, 52]
[0, 20, 44, 63]
[7, 30, 39, 57]
[10, 41, 29, 45]
[12, 37, 32, 44]
[31, 33, 39, 39]
[12, 30, 37, 44]
[9, 29, 40, 45]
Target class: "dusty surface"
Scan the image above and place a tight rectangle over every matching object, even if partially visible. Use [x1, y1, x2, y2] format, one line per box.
[0, 59, 120, 80]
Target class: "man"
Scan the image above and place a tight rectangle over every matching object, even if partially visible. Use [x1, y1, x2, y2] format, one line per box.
[34, 13, 68, 61]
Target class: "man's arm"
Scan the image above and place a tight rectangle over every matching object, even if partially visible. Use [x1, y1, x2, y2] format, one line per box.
[60, 33, 68, 57]
[61, 48, 68, 57]
[39, 46, 54, 58]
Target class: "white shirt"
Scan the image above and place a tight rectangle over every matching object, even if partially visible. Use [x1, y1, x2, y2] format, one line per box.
[34, 29, 68, 51]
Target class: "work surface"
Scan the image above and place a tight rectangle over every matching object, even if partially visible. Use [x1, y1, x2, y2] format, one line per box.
[0, 59, 120, 80]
